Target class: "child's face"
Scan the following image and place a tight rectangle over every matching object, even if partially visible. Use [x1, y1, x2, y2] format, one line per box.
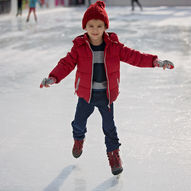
[85, 19, 106, 45]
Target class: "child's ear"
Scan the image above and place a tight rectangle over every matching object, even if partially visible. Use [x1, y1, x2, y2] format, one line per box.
[84, 27, 87, 31]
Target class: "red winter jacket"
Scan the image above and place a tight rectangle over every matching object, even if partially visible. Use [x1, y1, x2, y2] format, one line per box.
[49, 32, 157, 105]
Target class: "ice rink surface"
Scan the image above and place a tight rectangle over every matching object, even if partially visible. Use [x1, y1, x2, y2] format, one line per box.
[0, 6, 191, 191]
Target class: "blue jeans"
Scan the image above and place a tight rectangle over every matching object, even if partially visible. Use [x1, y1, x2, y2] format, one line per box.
[71, 90, 121, 152]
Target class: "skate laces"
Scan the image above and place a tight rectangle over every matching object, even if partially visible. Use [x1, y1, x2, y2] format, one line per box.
[107, 149, 121, 168]
[73, 140, 84, 152]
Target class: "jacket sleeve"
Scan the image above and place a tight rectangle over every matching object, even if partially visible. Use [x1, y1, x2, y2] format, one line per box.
[49, 45, 78, 83]
[119, 43, 158, 68]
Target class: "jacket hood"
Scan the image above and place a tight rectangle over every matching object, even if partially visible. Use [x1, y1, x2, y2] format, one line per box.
[73, 32, 119, 46]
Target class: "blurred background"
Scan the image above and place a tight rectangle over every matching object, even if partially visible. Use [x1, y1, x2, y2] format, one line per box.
[1, 0, 191, 15]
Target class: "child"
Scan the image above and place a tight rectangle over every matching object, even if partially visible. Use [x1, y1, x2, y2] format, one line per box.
[40, 1, 174, 175]
[131, 0, 143, 11]
[16, 0, 23, 17]
[26, 0, 40, 22]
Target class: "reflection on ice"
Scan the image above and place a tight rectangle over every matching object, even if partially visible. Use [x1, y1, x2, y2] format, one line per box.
[92, 176, 122, 191]
[43, 165, 76, 191]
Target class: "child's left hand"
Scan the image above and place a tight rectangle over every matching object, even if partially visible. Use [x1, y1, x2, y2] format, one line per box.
[154, 59, 174, 70]
[40, 77, 56, 88]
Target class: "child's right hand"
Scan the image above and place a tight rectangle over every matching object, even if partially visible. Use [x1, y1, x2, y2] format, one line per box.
[154, 59, 174, 70]
[40, 77, 56, 88]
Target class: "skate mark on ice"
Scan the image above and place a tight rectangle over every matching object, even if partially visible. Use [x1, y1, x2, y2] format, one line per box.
[92, 176, 122, 191]
[43, 165, 76, 191]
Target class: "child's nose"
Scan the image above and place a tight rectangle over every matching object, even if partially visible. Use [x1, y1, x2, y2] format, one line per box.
[94, 27, 99, 32]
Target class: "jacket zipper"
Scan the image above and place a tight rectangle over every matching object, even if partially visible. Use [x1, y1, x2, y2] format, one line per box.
[104, 47, 111, 108]
[86, 40, 94, 103]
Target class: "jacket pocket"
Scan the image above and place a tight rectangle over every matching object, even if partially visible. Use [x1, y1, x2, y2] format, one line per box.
[75, 77, 80, 92]
[117, 78, 120, 94]
[117, 78, 119, 87]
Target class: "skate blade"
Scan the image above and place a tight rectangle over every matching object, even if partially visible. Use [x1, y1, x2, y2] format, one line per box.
[116, 174, 121, 179]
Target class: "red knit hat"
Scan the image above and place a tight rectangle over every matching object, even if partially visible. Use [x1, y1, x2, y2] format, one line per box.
[82, 1, 109, 29]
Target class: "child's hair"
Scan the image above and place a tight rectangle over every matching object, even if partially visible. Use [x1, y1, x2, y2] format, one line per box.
[82, 1, 109, 29]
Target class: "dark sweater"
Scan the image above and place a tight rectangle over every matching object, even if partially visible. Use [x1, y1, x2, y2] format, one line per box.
[90, 41, 107, 90]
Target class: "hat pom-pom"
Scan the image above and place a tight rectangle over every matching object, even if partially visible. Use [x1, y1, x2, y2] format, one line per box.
[96, 1, 105, 8]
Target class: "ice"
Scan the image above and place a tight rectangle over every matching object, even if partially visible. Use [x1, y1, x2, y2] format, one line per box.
[0, 6, 191, 191]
